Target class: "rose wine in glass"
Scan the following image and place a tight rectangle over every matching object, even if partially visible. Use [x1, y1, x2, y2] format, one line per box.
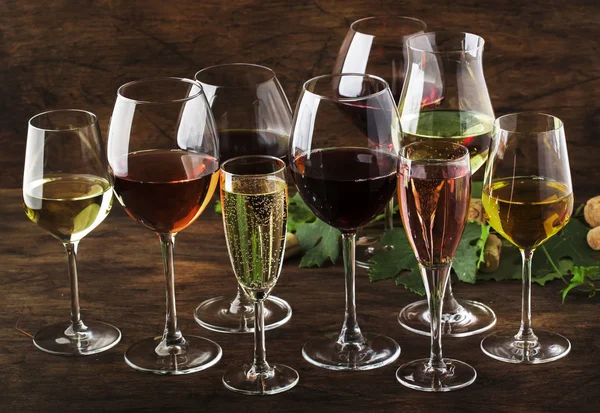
[396, 140, 476, 392]
[480, 112, 573, 364]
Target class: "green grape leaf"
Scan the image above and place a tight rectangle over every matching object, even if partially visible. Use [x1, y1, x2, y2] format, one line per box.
[453, 222, 488, 284]
[560, 265, 600, 302]
[296, 219, 341, 268]
[214, 200, 222, 213]
[287, 192, 315, 233]
[471, 181, 483, 198]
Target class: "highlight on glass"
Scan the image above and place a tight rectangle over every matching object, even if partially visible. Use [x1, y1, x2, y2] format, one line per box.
[289, 73, 401, 371]
[481, 112, 573, 364]
[193, 63, 293, 334]
[23, 109, 121, 356]
[107, 77, 222, 375]
[396, 140, 476, 392]
[220, 155, 299, 395]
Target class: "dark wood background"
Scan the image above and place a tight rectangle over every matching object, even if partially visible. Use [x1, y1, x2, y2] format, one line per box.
[1, 0, 599, 412]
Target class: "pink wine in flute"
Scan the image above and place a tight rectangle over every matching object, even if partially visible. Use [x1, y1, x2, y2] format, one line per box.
[398, 161, 470, 266]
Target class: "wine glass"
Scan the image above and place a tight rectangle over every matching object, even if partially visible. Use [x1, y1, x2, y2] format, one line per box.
[289, 73, 401, 370]
[397, 31, 497, 337]
[481, 113, 573, 364]
[107, 77, 222, 375]
[333, 16, 428, 268]
[220, 155, 299, 395]
[396, 140, 476, 392]
[23, 109, 121, 355]
[193, 63, 293, 334]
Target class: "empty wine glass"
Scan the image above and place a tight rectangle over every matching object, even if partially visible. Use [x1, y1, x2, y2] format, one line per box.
[481, 113, 573, 364]
[333, 16, 428, 268]
[193, 63, 293, 333]
[396, 140, 476, 392]
[23, 109, 121, 355]
[397, 31, 497, 337]
[108, 77, 222, 374]
[289, 73, 401, 370]
[220, 155, 299, 395]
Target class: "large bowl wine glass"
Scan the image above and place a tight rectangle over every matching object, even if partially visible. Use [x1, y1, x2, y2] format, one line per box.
[107, 77, 222, 375]
[289, 73, 401, 370]
[23, 109, 121, 356]
[397, 31, 497, 337]
[193, 63, 293, 334]
[481, 112, 573, 364]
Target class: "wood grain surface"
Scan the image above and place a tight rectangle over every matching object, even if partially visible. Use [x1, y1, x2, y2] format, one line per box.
[1, 0, 599, 412]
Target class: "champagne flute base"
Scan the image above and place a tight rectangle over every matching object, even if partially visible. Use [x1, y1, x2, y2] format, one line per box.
[124, 335, 222, 375]
[396, 358, 476, 392]
[33, 320, 121, 356]
[481, 329, 571, 364]
[398, 299, 496, 337]
[222, 364, 299, 395]
[302, 332, 400, 371]
[194, 295, 292, 334]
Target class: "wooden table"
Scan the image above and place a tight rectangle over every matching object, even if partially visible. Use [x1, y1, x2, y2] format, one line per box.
[1, 1, 599, 412]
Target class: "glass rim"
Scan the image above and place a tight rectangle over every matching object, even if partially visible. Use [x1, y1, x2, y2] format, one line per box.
[117, 77, 204, 105]
[350, 15, 427, 35]
[407, 31, 485, 54]
[494, 112, 564, 134]
[28, 109, 98, 132]
[400, 140, 470, 164]
[194, 63, 277, 87]
[220, 154, 286, 177]
[302, 73, 390, 102]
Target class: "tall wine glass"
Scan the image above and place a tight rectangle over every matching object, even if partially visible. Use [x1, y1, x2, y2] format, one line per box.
[220, 155, 299, 395]
[107, 77, 222, 375]
[333, 16, 428, 268]
[23, 109, 121, 356]
[289, 73, 401, 370]
[481, 113, 573, 364]
[193, 63, 293, 333]
[396, 140, 476, 392]
[397, 31, 497, 337]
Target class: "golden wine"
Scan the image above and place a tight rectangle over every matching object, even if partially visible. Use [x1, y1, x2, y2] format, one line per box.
[401, 110, 493, 173]
[482, 177, 573, 250]
[24, 174, 113, 243]
[221, 176, 287, 301]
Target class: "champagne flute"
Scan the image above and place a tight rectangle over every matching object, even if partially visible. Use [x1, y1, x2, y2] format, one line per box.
[220, 155, 299, 395]
[23, 109, 121, 355]
[289, 73, 401, 370]
[107, 77, 222, 375]
[481, 113, 573, 363]
[397, 31, 497, 337]
[333, 16, 428, 268]
[396, 140, 476, 392]
[193, 63, 293, 333]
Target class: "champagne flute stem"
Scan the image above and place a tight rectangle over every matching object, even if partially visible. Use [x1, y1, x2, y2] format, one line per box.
[384, 198, 394, 232]
[251, 300, 271, 375]
[515, 249, 538, 342]
[337, 232, 366, 346]
[422, 263, 451, 369]
[159, 233, 184, 346]
[64, 241, 86, 332]
[442, 278, 463, 314]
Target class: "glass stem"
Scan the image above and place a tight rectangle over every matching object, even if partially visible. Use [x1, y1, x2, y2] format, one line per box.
[515, 249, 538, 343]
[250, 300, 272, 376]
[337, 232, 366, 346]
[383, 198, 394, 232]
[64, 241, 87, 333]
[229, 284, 254, 315]
[422, 263, 452, 370]
[442, 279, 463, 314]
[159, 233, 184, 348]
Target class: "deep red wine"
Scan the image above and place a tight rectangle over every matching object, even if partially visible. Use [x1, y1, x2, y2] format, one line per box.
[398, 162, 470, 266]
[112, 149, 219, 233]
[290, 147, 397, 231]
[219, 129, 288, 162]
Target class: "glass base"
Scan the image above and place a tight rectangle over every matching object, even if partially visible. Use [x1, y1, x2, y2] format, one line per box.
[194, 295, 292, 334]
[33, 320, 121, 356]
[396, 358, 477, 392]
[302, 332, 400, 371]
[124, 335, 222, 375]
[481, 329, 571, 364]
[223, 364, 299, 395]
[398, 299, 496, 337]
